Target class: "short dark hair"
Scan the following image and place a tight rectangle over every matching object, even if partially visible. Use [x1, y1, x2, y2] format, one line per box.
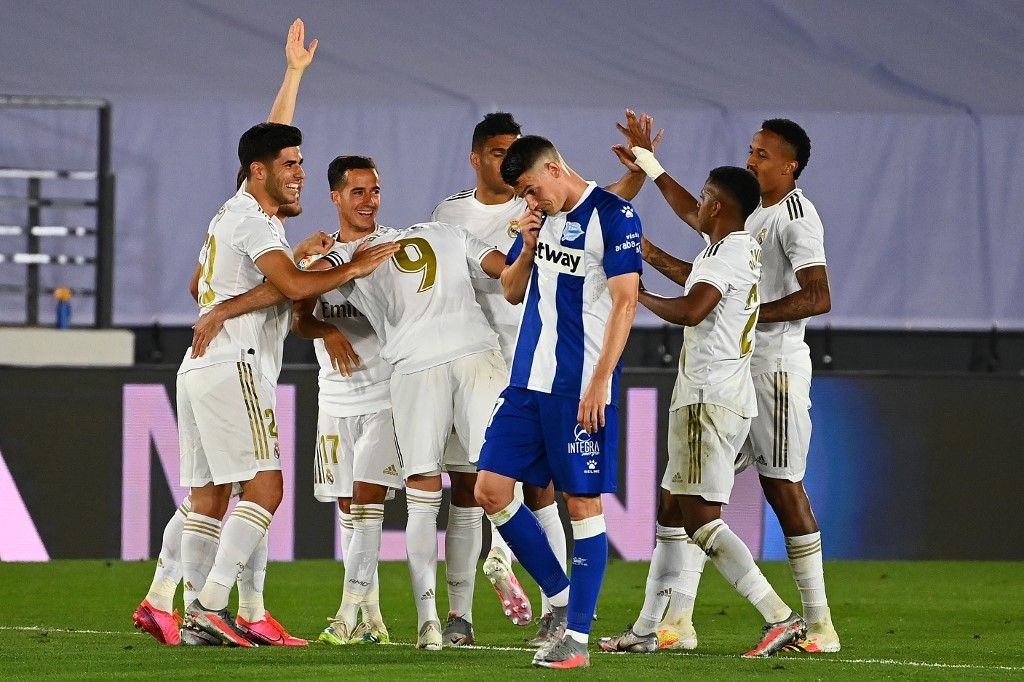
[237, 123, 302, 179]
[761, 118, 811, 179]
[235, 166, 246, 190]
[708, 166, 761, 219]
[327, 155, 377, 191]
[472, 112, 521, 151]
[500, 135, 557, 187]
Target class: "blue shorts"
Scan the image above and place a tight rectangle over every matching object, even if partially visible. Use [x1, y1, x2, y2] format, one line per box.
[478, 386, 618, 495]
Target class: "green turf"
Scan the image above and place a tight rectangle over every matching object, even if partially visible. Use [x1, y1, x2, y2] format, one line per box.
[0, 560, 1021, 679]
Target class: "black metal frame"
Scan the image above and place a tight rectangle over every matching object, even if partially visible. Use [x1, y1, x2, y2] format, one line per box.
[0, 95, 115, 327]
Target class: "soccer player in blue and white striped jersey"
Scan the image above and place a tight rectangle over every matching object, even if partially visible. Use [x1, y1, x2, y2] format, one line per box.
[475, 136, 642, 669]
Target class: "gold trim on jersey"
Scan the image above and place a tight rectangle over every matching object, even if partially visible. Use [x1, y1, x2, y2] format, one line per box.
[236, 362, 270, 461]
[773, 372, 789, 468]
[687, 404, 703, 485]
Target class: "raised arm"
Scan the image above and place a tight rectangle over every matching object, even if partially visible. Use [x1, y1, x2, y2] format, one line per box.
[268, 18, 318, 124]
[500, 209, 542, 304]
[615, 110, 700, 230]
[607, 110, 664, 201]
[758, 265, 831, 323]
[577, 272, 639, 433]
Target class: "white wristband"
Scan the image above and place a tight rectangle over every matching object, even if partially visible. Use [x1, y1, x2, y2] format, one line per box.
[631, 146, 666, 180]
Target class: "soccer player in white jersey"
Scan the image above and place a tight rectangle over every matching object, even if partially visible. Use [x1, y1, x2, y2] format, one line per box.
[133, 19, 329, 647]
[432, 112, 653, 645]
[474, 135, 642, 669]
[322, 212, 508, 651]
[172, 121, 398, 648]
[605, 165, 806, 658]
[190, 156, 406, 646]
[619, 115, 838, 653]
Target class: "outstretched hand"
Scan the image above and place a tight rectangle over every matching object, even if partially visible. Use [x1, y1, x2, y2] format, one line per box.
[612, 109, 664, 170]
[286, 18, 318, 71]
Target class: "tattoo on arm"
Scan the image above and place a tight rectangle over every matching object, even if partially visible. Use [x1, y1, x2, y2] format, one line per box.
[758, 266, 831, 323]
[644, 241, 692, 286]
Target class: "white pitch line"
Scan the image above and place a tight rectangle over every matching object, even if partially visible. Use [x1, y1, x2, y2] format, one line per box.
[2, 625, 1022, 672]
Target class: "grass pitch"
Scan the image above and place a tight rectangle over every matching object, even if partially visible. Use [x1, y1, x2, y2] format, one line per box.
[0, 560, 1021, 679]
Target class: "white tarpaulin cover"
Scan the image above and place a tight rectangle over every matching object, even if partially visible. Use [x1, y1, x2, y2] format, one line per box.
[1, 0, 1021, 328]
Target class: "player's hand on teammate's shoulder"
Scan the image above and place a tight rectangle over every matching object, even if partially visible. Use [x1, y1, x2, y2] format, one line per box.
[348, 240, 401, 276]
[294, 230, 336, 262]
[323, 327, 361, 376]
[614, 109, 664, 155]
[190, 308, 227, 359]
[515, 209, 543, 252]
[285, 18, 318, 72]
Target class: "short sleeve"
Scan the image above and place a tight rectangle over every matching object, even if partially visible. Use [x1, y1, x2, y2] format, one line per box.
[689, 249, 736, 296]
[232, 216, 287, 262]
[460, 227, 499, 278]
[779, 216, 827, 272]
[601, 201, 643, 278]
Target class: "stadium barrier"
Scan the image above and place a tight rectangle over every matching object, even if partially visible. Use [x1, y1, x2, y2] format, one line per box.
[0, 367, 1021, 561]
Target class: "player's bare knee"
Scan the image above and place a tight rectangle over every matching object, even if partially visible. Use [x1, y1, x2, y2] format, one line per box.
[352, 483, 388, 506]
[564, 493, 602, 521]
[191, 483, 231, 519]
[656, 488, 685, 527]
[241, 470, 283, 513]
[523, 482, 555, 510]
[337, 497, 353, 514]
[474, 471, 513, 513]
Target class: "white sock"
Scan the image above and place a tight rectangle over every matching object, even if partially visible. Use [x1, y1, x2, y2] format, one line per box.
[236, 533, 268, 622]
[181, 511, 220, 606]
[339, 509, 354, 559]
[692, 519, 790, 623]
[336, 504, 384, 628]
[633, 524, 686, 635]
[145, 496, 190, 612]
[446, 505, 482, 623]
[488, 519, 512, 563]
[406, 489, 442, 626]
[786, 532, 829, 624]
[534, 502, 567, 616]
[199, 502, 272, 611]
[663, 531, 707, 625]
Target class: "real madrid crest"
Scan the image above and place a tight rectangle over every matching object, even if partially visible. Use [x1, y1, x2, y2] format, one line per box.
[756, 226, 768, 244]
[507, 219, 520, 239]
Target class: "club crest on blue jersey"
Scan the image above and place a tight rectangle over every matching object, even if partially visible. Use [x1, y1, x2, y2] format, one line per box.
[561, 220, 584, 243]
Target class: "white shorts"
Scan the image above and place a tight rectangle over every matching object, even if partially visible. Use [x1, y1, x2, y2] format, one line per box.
[662, 403, 751, 504]
[736, 372, 812, 482]
[313, 407, 404, 501]
[390, 349, 506, 478]
[178, 362, 281, 488]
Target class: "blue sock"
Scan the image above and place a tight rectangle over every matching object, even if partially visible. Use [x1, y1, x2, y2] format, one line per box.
[488, 499, 569, 598]
[567, 515, 608, 635]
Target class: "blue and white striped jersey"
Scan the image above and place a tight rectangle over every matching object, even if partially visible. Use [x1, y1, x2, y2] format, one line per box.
[506, 182, 642, 405]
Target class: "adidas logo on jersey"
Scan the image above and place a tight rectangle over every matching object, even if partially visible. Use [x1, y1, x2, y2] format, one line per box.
[383, 464, 399, 476]
[420, 589, 435, 601]
[756, 455, 768, 466]
[672, 472, 685, 483]
[535, 241, 583, 275]
[657, 588, 672, 597]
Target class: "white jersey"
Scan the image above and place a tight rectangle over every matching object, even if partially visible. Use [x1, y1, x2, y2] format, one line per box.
[324, 223, 499, 374]
[745, 188, 827, 380]
[670, 231, 762, 418]
[432, 190, 524, 366]
[178, 186, 291, 384]
[313, 285, 392, 418]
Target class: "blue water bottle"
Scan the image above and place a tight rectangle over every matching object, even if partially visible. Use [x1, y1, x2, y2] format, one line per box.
[55, 288, 72, 329]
